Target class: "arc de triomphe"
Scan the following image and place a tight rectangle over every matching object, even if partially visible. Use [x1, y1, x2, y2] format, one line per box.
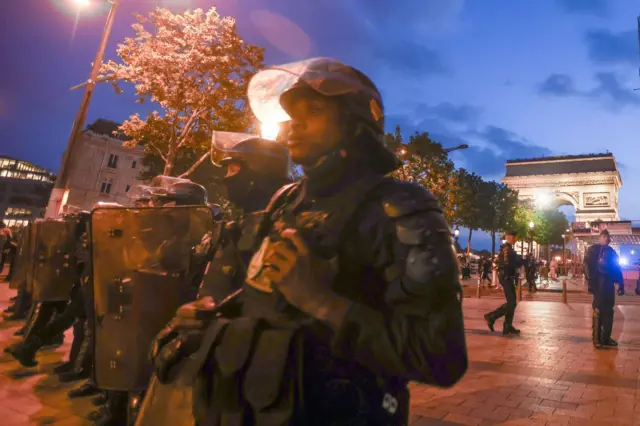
[502, 153, 622, 222]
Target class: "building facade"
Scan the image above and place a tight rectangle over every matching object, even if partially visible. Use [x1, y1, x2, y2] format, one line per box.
[0, 157, 56, 227]
[65, 119, 147, 211]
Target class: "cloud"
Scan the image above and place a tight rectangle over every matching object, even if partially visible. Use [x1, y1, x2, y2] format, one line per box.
[555, 0, 608, 16]
[415, 102, 482, 123]
[538, 74, 579, 96]
[249, 0, 457, 78]
[537, 72, 640, 109]
[387, 105, 552, 178]
[584, 29, 637, 65]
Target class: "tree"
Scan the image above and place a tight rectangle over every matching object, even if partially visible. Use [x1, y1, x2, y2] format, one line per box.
[454, 169, 486, 255]
[102, 7, 264, 177]
[391, 131, 461, 223]
[482, 181, 519, 256]
[506, 200, 569, 260]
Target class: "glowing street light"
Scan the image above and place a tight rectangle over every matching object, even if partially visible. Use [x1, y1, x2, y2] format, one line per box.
[73, 0, 91, 7]
[260, 122, 280, 141]
[534, 191, 552, 209]
[529, 221, 535, 229]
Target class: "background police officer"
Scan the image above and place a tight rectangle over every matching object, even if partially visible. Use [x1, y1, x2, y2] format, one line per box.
[485, 230, 525, 335]
[586, 229, 623, 349]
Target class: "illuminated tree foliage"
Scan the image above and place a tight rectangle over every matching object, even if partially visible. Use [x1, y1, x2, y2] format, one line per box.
[101, 7, 264, 177]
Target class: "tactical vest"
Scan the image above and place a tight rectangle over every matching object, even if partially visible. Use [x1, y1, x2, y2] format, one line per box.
[191, 175, 409, 426]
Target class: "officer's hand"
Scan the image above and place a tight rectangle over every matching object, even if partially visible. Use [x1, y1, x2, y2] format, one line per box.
[617, 284, 625, 296]
[258, 229, 350, 330]
[150, 298, 217, 384]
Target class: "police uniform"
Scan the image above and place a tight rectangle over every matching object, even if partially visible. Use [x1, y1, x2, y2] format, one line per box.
[585, 241, 623, 348]
[485, 239, 524, 335]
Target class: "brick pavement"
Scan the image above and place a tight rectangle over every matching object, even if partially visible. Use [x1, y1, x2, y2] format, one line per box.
[1, 281, 639, 425]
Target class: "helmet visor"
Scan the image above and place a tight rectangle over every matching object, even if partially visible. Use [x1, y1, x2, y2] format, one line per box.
[248, 57, 379, 124]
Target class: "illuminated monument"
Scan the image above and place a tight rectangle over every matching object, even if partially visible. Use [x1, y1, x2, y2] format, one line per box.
[502, 153, 621, 222]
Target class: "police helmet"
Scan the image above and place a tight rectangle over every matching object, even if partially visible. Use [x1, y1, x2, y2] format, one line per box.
[140, 176, 208, 206]
[211, 132, 290, 180]
[247, 57, 398, 173]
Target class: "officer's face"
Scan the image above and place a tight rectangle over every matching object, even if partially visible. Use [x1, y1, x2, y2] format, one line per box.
[599, 234, 610, 245]
[285, 93, 342, 165]
[505, 234, 516, 245]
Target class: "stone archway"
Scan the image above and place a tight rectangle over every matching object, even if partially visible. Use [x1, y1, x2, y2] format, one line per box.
[502, 153, 622, 222]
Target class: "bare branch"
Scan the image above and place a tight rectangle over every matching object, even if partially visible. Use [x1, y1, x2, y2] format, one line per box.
[149, 142, 168, 162]
[176, 107, 204, 149]
[178, 148, 211, 178]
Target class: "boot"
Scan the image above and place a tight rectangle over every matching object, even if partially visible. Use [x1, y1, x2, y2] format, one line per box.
[92, 394, 109, 406]
[592, 309, 602, 349]
[88, 407, 109, 422]
[502, 326, 521, 336]
[6, 336, 42, 368]
[484, 313, 495, 332]
[68, 381, 102, 399]
[601, 338, 618, 348]
[53, 362, 74, 375]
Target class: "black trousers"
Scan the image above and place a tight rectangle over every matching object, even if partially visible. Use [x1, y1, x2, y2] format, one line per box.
[487, 276, 517, 329]
[23, 301, 68, 342]
[593, 279, 615, 342]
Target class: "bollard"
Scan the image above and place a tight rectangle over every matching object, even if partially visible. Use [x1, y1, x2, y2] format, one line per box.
[477, 278, 481, 299]
[517, 277, 522, 301]
[562, 279, 568, 304]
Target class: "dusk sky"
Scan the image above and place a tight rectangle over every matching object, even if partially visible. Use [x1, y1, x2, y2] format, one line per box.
[1, 0, 638, 248]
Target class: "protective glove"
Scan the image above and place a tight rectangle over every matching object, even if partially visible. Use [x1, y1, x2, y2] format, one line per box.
[150, 297, 217, 384]
[248, 228, 351, 331]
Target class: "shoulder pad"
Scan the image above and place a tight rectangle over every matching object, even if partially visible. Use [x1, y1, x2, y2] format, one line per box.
[380, 181, 441, 219]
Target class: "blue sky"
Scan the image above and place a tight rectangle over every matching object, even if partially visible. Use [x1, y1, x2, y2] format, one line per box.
[1, 0, 638, 249]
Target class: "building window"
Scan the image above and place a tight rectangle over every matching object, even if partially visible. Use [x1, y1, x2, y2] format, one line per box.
[131, 160, 137, 169]
[100, 178, 114, 194]
[107, 154, 119, 169]
[125, 184, 131, 193]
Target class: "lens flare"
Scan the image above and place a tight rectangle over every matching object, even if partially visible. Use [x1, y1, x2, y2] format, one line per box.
[261, 122, 280, 141]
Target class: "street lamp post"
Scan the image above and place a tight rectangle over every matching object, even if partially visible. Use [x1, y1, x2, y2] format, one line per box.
[443, 144, 469, 154]
[528, 221, 535, 257]
[561, 233, 566, 277]
[45, 0, 122, 218]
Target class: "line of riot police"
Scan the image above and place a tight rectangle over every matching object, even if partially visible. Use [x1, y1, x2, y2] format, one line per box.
[2, 57, 469, 426]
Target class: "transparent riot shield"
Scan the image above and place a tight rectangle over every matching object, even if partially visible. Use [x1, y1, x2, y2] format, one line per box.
[91, 206, 213, 391]
[9, 226, 30, 290]
[31, 218, 78, 302]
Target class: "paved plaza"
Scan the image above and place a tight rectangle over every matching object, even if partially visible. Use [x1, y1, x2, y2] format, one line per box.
[1, 279, 640, 425]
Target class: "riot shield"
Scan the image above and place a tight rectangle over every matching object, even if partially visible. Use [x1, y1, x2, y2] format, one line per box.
[9, 226, 30, 290]
[31, 218, 78, 302]
[25, 221, 41, 294]
[91, 206, 213, 391]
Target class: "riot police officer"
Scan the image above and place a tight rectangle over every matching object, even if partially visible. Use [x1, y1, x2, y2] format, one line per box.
[89, 178, 209, 426]
[153, 57, 467, 426]
[485, 230, 525, 335]
[5, 215, 80, 368]
[585, 229, 623, 349]
[7, 212, 91, 371]
[136, 135, 292, 426]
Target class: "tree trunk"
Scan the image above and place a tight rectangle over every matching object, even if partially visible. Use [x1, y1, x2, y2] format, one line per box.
[163, 146, 176, 176]
[466, 228, 473, 256]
